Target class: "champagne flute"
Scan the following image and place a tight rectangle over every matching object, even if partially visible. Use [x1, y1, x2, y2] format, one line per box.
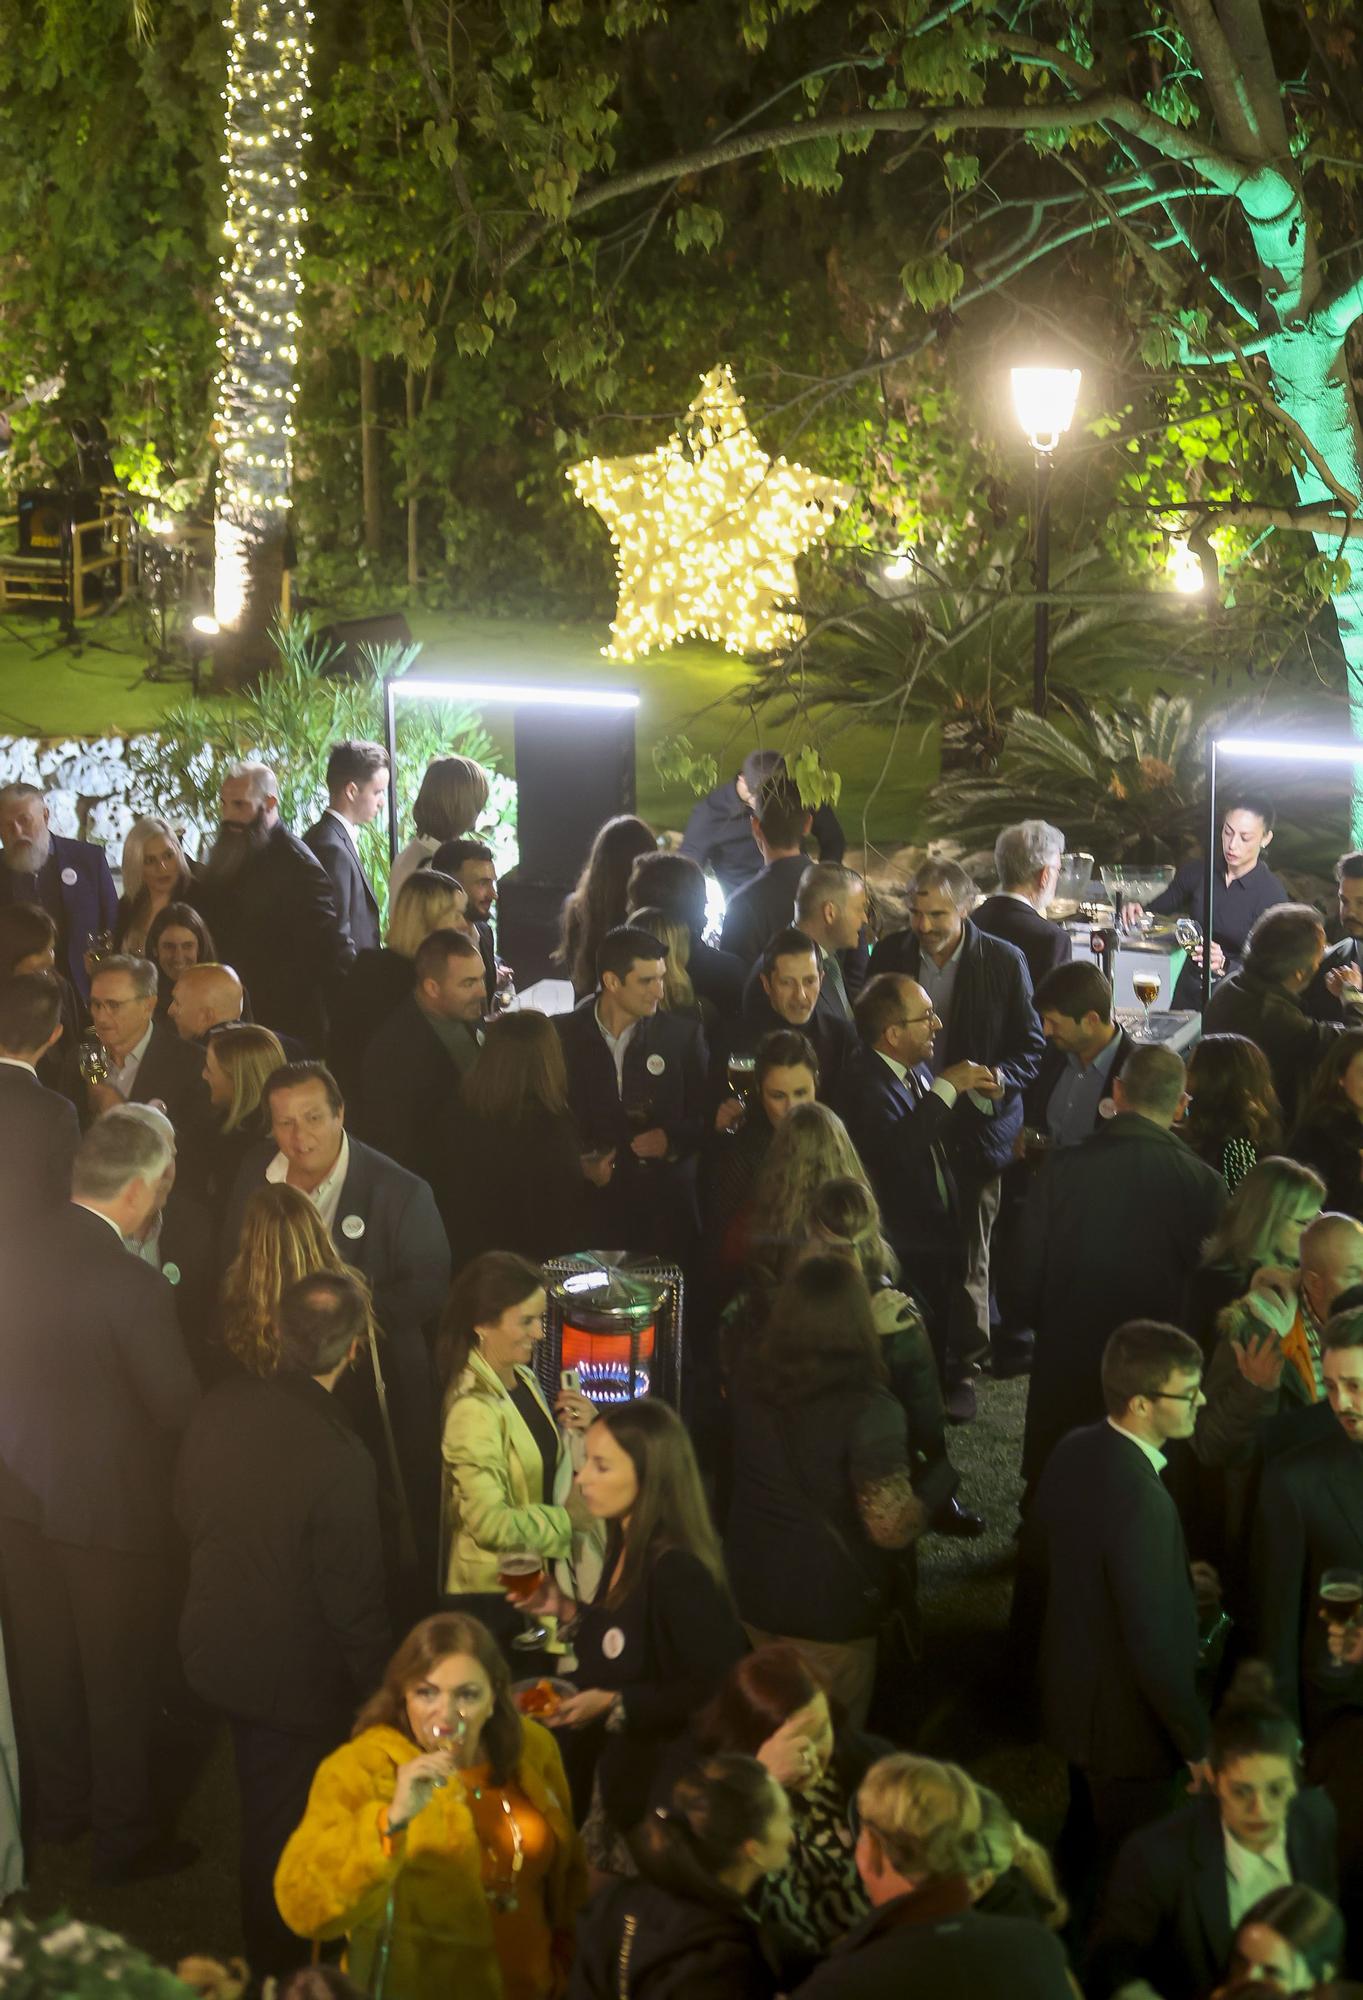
[499, 1552, 548, 1650]
[1132, 969, 1161, 1039]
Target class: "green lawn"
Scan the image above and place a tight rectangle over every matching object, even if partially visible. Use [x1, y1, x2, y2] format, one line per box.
[0, 603, 936, 845]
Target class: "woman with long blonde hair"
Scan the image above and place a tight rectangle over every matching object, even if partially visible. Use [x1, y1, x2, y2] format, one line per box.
[747, 1101, 872, 1284]
[202, 1021, 286, 1203]
[115, 815, 193, 954]
[218, 1182, 362, 1378]
[628, 904, 700, 1020]
[328, 868, 470, 1094]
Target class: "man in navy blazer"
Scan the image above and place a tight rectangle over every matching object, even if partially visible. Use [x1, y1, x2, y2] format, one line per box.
[556, 923, 708, 1262]
[971, 819, 1072, 990]
[221, 1060, 451, 1597]
[302, 739, 389, 956]
[0, 782, 118, 1001]
[0, 971, 79, 1229]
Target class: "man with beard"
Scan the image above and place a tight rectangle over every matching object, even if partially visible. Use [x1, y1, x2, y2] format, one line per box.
[1305, 850, 1363, 1021]
[194, 761, 353, 1051]
[0, 782, 118, 1002]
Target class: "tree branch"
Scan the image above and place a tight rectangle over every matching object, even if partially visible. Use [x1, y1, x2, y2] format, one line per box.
[1221, 334, 1361, 514]
[1185, 503, 1363, 538]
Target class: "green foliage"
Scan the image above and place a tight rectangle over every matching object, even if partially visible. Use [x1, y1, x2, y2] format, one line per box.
[0, 1911, 193, 1998]
[899, 252, 965, 311]
[125, 616, 515, 914]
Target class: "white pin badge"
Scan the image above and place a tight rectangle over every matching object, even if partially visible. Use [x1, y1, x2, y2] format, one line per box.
[341, 1213, 366, 1240]
[163, 1262, 181, 1286]
[646, 1053, 666, 1076]
[1098, 1098, 1117, 1120]
[61, 867, 77, 886]
[602, 1627, 626, 1660]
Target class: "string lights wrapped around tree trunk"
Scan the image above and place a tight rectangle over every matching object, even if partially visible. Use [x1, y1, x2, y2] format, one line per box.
[212, 0, 312, 647]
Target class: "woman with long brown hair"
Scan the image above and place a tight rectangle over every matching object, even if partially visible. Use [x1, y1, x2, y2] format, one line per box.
[145, 899, 216, 1018]
[202, 1022, 285, 1202]
[276, 1611, 585, 2000]
[1288, 1024, 1363, 1219]
[523, 1400, 744, 1863]
[746, 1100, 873, 1285]
[390, 754, 493, 899]
[450, 1012, 588, 1270]
[218, 1181, 356, 1378]
[1182, 1032, 1284, 1190]
[555, 815, 656, 997]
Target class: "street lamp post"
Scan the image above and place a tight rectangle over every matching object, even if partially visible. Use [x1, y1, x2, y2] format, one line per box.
[1011, 367, 1081, 717]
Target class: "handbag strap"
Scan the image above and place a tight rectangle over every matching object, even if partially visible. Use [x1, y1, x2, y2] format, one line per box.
[366, 1322, 418, 1576]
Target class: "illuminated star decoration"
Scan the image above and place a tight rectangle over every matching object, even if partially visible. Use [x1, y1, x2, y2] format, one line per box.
[567, 364, 853, 661]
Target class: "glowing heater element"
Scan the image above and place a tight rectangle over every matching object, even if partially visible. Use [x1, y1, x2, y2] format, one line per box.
[567, 363, 853, 662]
[1011, 367, 1082, 453]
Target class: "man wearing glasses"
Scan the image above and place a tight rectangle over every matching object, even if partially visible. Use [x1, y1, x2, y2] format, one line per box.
[1029, 1320, 1213, 1916]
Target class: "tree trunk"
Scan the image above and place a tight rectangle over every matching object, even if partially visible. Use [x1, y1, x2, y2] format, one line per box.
[405, 364, 420, 588]
[360, 352, 382, 556]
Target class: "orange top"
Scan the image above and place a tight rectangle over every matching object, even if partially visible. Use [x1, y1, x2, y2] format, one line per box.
[461, 1762, 559, 2000]
[1281, 1306, 1322, 1405]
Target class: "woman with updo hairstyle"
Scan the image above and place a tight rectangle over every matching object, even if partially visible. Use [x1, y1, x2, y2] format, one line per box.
[217, 1181, 357, 1378]
[115, 814, 193, 955]
[0, 902, 78, 1088]
[569, 1754, 793, 2000]
[390, 753, 493, 899]
[201, 1022, 285, 1201]
[327, 867, 468, 1096]
[1182, 1032, 1284, 1189]
[450, 1011, 588, 1271]
[555, 814, 657, 998]
[1089, 1662, 1337, 2000]
[958, 1785, 1068, 1930]
[276, 1610, 584, 2000]
[1289, 1024, 1363, 1220]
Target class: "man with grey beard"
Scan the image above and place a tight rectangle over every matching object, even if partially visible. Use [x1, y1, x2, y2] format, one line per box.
[0, 782, 118, 1001]
[191, 760, 353, 1051]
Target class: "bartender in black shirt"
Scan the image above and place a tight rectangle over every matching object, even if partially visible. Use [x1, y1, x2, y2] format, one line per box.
[1129, 792, 1287, 1008]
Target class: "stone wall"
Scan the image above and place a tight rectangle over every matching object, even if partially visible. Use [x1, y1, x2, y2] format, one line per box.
[0, 733, 209, 856]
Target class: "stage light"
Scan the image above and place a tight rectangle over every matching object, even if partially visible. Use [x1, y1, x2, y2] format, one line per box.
[567, 364, 852, 662]
[386, 680, 639, 710]
[1216, 736, 1363, 763]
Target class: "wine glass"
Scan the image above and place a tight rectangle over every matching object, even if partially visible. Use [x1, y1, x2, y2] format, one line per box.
[1132, 969, 1161, 1039]
[78, 1033, 110, 1086]
[499, 1552, 548, 1651]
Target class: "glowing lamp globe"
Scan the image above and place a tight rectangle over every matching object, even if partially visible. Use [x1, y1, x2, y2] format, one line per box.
[1011, 367, 1082, 453]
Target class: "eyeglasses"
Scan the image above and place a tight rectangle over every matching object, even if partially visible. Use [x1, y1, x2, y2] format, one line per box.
[899, 1011, 941, 1028]
[1151, 1387, 1204, 1406]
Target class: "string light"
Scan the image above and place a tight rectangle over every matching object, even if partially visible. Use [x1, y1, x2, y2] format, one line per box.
[567, 364, 852, 661]
[212, 0, 313, 629]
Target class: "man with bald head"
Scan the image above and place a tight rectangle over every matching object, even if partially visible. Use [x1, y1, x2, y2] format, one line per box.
[168, 962, 244, 1043]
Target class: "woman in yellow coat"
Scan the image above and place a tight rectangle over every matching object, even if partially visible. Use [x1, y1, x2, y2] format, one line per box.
[275, 1612, 586, 2000]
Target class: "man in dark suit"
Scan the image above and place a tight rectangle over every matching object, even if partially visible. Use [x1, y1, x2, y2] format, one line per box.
[626, 848, 747, 1021]
[194, 760, 354, 1050]
[972, 819, 1072, 990]
[175, 1270, 390, 1976]
[0, 1113, 199, 1881]
[356, 926, 485, 1223]
[82, 953, 211, 1166]
[1205, 902, 1363, 1127]
[556, 923, 708, 1261]
[0, 781, 118, 1001]
[432, 836, 502, 1005]
[302, 739, 389, 956]
[789, 862, 870, 1022]
[1026, 961, 1132, 1145]
[222, 1060, 451, 1596]
[1015, 1043, 1227, 1493]
[0, 970, 79, 1226]
[1305, 849, 1363, 1022]
[1089, 1776, 1337, 2000]
[730, 926, 858, 1100]
[1030, 1321, 1211, 1904]
[1256, 1309, 1363, 1732]
[835, 972, 996, 1375]
[681, 746, 845, 901]
[718, 777, 815, 964]
[869, 859, 1044, 1409]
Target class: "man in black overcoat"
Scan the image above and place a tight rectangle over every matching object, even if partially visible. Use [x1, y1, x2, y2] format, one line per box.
[971, 818, 1072, 990]
[0, 970, 78, 1228]
[302, 739, 389, 956]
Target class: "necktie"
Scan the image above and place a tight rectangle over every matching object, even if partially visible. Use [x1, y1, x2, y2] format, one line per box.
[907, 1069, 952, 1210]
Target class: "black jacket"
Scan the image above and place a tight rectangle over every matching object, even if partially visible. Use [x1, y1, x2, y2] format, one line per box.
[0, 1060, 78, 1226]
[1014, 1115, 1227, 1486]
[327, 947, 414, 1100]
[193, 821, 353, 1050]
[723, 988, 857, 1100]
[448, 1105, 588, 1272]
[792, 1875, 1073, 2000]
[1022, 1027, 1133, 1134]
[1031, 1422, 1207, 1782]
[0, 831, 118, 1001]
[355, 993, 470, 1218]
[175, 1370, 391, 1735]
[1204, 969, 1348, 1130]
[718, 854, 811, 965]
[556, 997, 709, 1259]
[867, 920, 1043, 1175]
[303, 812, 381, 955]
[1286, 1106, 1363, 1219]
[0, 1200, 199, 1552]
[1088, 1788, 1338, 2000]
[570, 1875, 783, 2000]
[681, 778, 844, 899]
[123, 1022, 214, 1181]
[1255, 1415, 1363, 1727]
[833, 1043, 963, 1315]
[1304, 932, 1362, 1023]
[971, 894, 1072, 990]
[688, 935, 748, 1021]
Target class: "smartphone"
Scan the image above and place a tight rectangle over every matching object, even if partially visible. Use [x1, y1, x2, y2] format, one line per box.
[560, 1368, 582, 1395]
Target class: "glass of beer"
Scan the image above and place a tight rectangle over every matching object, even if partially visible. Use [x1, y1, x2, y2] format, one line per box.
[1132, 968, 1161, 1039]
[1318, 1567, 1363, 1673]
[724, 1054, 756, 1132]
[499, 1552, 548, 1651]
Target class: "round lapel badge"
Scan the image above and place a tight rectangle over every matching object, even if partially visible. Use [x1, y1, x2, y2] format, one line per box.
[163, 1262, 181, 1286]
[601, 1627, 626, 1660]
[341, 1213, 366, 1240]
[60, 866, 78, 886]
[645, 1053, 666, 1077]
[1098, 1098, 1117, 1119]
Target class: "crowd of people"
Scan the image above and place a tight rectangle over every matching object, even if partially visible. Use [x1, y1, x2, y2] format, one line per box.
[0, 753, 1360, 2000]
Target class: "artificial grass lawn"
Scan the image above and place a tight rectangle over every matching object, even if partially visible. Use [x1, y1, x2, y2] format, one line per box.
[0, 602, 936, 845]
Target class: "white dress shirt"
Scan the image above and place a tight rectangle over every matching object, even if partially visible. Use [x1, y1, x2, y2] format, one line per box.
[104, 1022, 154, 1098]
[1224, 1827, 1292, 1926]
[325, 807, 360, 848]
[266, 1131, 351, 1234]
[1107, 1417, 1167, 1476]
[595, 1004, 638, 1097]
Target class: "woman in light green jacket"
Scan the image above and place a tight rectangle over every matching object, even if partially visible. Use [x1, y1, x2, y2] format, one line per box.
[437, 1252, 600, 1645]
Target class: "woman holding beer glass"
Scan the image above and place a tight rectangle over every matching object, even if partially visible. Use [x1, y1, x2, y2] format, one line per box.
[275, 1611, 585, 2000]
[438, 1254, 599, 1655]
